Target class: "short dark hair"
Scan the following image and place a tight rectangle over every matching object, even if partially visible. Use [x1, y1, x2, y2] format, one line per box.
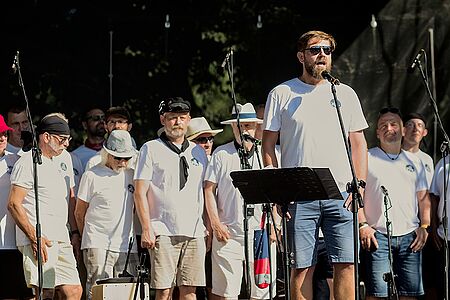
[297, 30, 336, 52]
[378, 107, 402, 120]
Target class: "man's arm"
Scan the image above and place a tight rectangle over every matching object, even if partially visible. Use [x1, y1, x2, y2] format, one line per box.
[204, 180, 230, 242]
[349, 130, 368, 185]
[411, 190, 431, 252]
[74, 199, 89, 235]
[68, 187, 82, 261]
[8, 184, 52, 262]
[262, 130, 279, 167]
[133, 179, 154, 249]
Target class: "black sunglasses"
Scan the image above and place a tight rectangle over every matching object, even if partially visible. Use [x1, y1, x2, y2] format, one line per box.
[304, 46, 332, 56]
[87, 115, 105, 122]
[113, 156, 132, 161]
[194, 136, 214, 144]
[379, 107, 402, 118]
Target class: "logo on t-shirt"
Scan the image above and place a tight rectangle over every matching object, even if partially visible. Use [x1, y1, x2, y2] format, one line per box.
[128, 184, 135, 193]
[7, 165, 13, 174]
[60, 162, 67, 171]
[191, 157, 200, 166]
[425, 164, 431, 173]
[405, 164, 415, 172]
[330, 99, 341, 108]
[73, 168, 79, 176]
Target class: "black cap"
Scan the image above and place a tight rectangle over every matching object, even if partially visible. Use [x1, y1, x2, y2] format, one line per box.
[158, 97, 191, 115]
[403, 112, 427, 127]
[106, 106, 131, 122]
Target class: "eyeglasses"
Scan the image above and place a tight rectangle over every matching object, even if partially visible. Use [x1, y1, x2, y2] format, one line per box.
[87, 115, 105, 122]
[113, 156, 132, 161]
[379, 107, 402, 118]
[107, 120, 128, 126]
[304, 46, 332, 56]
[50, 134, 72, 144]
[194, 136, 214, 144]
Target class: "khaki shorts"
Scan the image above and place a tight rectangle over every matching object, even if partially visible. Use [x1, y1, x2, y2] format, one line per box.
[150, 235, 205, 289]
[19, 241, 81, 289]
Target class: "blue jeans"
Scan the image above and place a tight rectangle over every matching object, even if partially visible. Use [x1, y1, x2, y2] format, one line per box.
[363, 230, 424, 297]
[287, 196, 354, 268]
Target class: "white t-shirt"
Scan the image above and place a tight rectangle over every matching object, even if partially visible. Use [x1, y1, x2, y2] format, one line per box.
[414, 149, 434, 187]
[430, 156, 450, 240]
[134, 139, 207, 238]
[264, 78, 368, 191]
[204, 141, 264, 239]
[0, 151, 20, 249]
[72, 145, 99, 171]
[10, 150, 75, 246]
[78, 165, 137, 252]
[364, 147, 428, 236]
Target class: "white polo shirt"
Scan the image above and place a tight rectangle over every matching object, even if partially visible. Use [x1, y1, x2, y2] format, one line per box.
[78, 165, 137, 252]
[134, 139, 207, 238]
[11, 150, 74, 246]
[430, 157, 450, 240]
[264, 78, 368, 191]
[0, 151, 20, 249]
[364, 147, 428, 236]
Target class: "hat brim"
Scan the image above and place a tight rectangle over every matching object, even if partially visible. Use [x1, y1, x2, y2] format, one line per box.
[220, 118, 263, 125]
[187, 129, 223, 141]
[103, 144, 137, 158]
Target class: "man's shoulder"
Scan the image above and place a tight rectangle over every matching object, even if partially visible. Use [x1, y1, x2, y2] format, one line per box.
[212, 142, 235, 157]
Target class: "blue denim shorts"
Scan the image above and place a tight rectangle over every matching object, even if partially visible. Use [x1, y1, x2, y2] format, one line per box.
[363, 230, 424, 297]
[286, 196, 354, 269]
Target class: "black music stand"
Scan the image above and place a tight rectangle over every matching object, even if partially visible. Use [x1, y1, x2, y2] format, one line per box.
[230, 167, 342, 300]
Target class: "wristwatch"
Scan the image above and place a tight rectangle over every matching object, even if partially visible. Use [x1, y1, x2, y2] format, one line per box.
[420, 224, 431, 233]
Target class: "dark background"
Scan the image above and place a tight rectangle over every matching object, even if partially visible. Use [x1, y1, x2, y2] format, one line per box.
[1, 0, 449, 159]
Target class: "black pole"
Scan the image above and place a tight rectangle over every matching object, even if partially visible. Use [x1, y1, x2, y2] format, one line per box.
[415, 58, 450, 300]
[14, 51, 44, 300]
[327, 77, 364, 300]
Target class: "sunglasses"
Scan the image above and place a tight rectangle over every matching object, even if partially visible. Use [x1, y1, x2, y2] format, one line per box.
[50, 134, 72, 144]
[113, 156, 132, 161]
[87, 115, 105, 122]
[379, 107, 402, 118]
[194, 136, 214, 144]
[107, 119, 128, 126]
[304, 46, 332, 56]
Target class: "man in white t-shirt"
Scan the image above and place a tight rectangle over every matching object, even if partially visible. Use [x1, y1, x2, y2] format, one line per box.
[0, 114, 34, 299]
[134, 97, 208, 300]
[359, 107, 430, 299]
[4, 105, 31, 155]
[71, 107, 106, 170]
[8, 114, 82, 299]
[204, 103, 277, 300]
[75, 130, 138, 299]
[263, 30, 368, 299]
[402, 112, 434, 186]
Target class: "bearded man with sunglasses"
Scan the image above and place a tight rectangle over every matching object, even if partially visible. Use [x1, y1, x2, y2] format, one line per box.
[75, 130, 139, 299]
[263, 30, 368, 300]
[8, 114, 82, 299]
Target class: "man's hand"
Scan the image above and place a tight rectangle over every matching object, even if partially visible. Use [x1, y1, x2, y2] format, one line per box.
[411, 227, 428, 252]
[359, 226, 378, 251]
[140, 229, 156, 249]
[31, 237, 53, 263]
[212, 222, 230, 242]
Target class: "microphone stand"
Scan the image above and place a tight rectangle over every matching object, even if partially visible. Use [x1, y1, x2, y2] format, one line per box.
[14, 51, 44, 300]
[415, 58, 450, 300]
[325, 73, 365, 300]
[223, 48, 252, 298]
[381, 187, 399, 300]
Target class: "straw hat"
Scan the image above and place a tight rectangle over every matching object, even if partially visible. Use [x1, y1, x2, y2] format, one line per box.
[186, 117, 223, 141]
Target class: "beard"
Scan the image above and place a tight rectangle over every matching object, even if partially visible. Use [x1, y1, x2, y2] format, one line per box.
[304, 60, 330, 80]
[167, 127, 186, 139]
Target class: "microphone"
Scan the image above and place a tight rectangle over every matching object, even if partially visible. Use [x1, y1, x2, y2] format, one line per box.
[321, 70, 340, 85]
[242, 134, 261, 145]
[221, 49, 233, 68]
[380, 185, 389, 196]
[407, 49, 425, 73]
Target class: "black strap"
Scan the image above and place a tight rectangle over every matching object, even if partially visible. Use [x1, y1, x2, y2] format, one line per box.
[160, 132, 190, 190]
[233, 140, 256, 160]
